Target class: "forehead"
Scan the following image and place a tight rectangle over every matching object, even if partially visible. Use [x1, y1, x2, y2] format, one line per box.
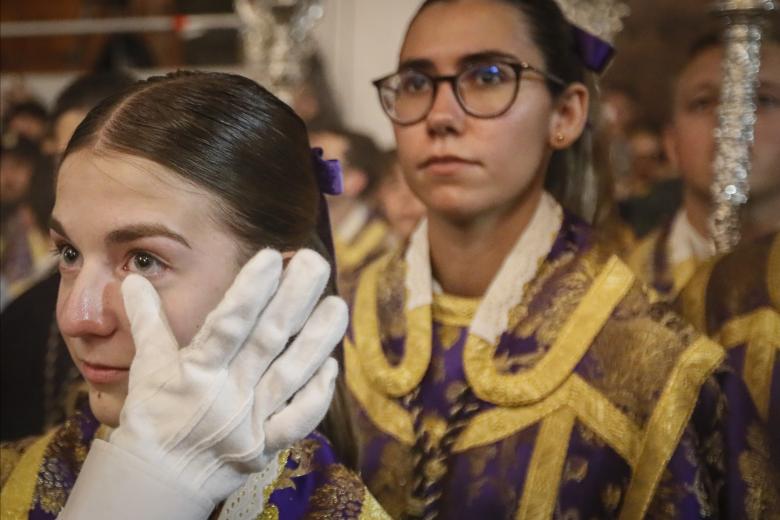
[400, 0, 542, 69]
[677, 42, 780, 94]
[55, 149, 221, 231]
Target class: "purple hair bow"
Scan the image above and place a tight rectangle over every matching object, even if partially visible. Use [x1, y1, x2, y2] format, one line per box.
[311, 147, 344, 195]
[572, 27, 615, 73]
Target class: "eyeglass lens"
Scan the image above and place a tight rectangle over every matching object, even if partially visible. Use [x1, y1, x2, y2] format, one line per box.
[379, 62, 520, 124]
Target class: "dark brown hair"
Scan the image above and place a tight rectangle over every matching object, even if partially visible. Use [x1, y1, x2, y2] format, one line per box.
[61, 70, 357, 469]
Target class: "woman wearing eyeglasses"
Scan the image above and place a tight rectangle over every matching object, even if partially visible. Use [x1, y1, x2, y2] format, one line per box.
[344, 0, 777, 518]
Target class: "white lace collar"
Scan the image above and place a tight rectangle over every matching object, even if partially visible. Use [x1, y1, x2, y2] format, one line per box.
[405, 192, 563, 344]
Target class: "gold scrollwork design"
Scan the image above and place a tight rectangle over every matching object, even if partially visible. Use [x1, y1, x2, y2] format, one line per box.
[718, 308, 780, 421]
[352, 255, 432, 397]
[619, 336, 725, 520]
[463, 256, 636, 406]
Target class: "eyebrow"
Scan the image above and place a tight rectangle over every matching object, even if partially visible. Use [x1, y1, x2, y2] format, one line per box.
[399, 50, 521, 72]
[49, 217, 191, 249]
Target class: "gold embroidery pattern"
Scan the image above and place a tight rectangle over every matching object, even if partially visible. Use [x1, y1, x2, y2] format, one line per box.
[768, 233, 780, 310]
[515, 408, 576, 519]
[432, 293, 479, 327]
[738, 423, 780, 520]
[584, 297, 694, 428]
[367, 441, 414, 519]
[307, 464, 370, 519]
[353, 255, 432, 397]
[344, 337, 414, 445]
[464, 256, 635, 406]
[619, 336, 725, 520]
[36, 416, 88, 514]
[0, 436, 38, 488]
[256, 450, 290, 520]
[676, 260, 716, 334]
[358, 488, 393, 520]
[0, 430, 56, 520]
[718, 308, 780, 421]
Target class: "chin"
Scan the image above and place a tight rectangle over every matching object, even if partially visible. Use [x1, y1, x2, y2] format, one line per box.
[88, 388, 124, 427]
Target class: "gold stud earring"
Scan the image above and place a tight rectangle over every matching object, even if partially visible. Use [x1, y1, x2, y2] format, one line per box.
[555, 132, 565, 143]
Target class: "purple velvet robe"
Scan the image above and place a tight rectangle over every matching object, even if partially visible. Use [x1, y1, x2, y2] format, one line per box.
[0, 404, 387, 519]
[345, 213, 778, 519]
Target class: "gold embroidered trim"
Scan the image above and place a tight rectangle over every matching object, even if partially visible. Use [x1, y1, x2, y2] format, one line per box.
[619, 336, 725, 520]
[453, 376, 642, 466]
[464, 256, 635, 406]
[337, 220, 389, 271]
[345, 337, 414, 445]
[567, 377, 642, 466]
[669, 257, 698, 299]
[0, 430, 56, 520]
[677, 260, 716, 334]
[515, 408, 576, 520]
[453, 382, 568, 452]
[768, 234, 780, 310]
[353, 255, 432, 397]
[359, 487, 393, 519]
[718, 308, 780, 421]
[432, 293, 480, 327]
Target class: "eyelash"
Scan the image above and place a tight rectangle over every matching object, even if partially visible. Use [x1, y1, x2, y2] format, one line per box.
[50, 242, 169, 278]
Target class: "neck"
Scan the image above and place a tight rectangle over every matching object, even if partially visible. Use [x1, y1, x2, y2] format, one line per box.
[743, 188, 780, 240]
[428, 184, 544, 298]
[682, 188, 712, 239]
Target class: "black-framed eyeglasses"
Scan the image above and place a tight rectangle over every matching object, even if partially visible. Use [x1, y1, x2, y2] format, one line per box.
[372, 61, 566, 126]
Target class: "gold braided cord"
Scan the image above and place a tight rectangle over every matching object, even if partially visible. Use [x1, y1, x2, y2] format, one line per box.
[515, 408, 576, 520]
[718, 308, 780, 421]
[619, 337, 725, 520]
[463, 256, 635, 406]
[352, 254, 432, 397]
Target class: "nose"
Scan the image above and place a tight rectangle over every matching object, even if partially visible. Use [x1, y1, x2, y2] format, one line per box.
[57, 263, 121, 338]
[426, 80, 466, 137]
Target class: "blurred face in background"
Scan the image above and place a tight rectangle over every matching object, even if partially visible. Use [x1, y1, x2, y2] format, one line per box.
[54, 109, 89, 155]
[0, 153, 34, 207]
[665, 43, 780, 204]
[377, 159, 426, 241]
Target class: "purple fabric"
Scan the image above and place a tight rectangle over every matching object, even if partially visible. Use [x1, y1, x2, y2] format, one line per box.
[350, 213, 769, 517]
[572, 26, 615, 73]
[311, 147, 343, 196]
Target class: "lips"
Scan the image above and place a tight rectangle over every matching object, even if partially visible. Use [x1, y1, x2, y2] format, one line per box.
[79, 359, 129, 385]
[419, 155, 479, 176]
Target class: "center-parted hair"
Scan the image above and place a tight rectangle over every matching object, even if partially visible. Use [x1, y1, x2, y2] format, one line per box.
[60, 70, 357, 469]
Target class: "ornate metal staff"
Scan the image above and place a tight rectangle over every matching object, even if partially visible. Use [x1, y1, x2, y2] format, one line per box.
[709, 0, 777, 253]
[234, 0, 324, 102]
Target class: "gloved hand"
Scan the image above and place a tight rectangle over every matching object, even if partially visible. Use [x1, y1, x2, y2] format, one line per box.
[109, 248, 346, 506]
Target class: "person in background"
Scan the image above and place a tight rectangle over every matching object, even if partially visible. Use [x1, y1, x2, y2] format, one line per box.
[375, 149, 427, 245]
[310, 127, 391, 299]
[0, 134, 53, 308]
[1, 100, 48, 144]
[627, 32, 780, 300]
[49, 71, 136, 156]
[617, 122, 681, 238]
[1, 71, 137, 442]
[344, 0, 777, 517]
[0, 71, 388, 520]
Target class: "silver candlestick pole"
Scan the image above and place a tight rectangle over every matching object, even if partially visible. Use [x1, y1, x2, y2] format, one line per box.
[235, 0, 324, 103]
[710, 0, 777, 253]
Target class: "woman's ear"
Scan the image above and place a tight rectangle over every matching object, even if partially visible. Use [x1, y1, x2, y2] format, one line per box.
[548, 83, 589, 149]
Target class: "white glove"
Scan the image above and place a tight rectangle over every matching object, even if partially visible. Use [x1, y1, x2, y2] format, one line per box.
[61, 248, 347, 519]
